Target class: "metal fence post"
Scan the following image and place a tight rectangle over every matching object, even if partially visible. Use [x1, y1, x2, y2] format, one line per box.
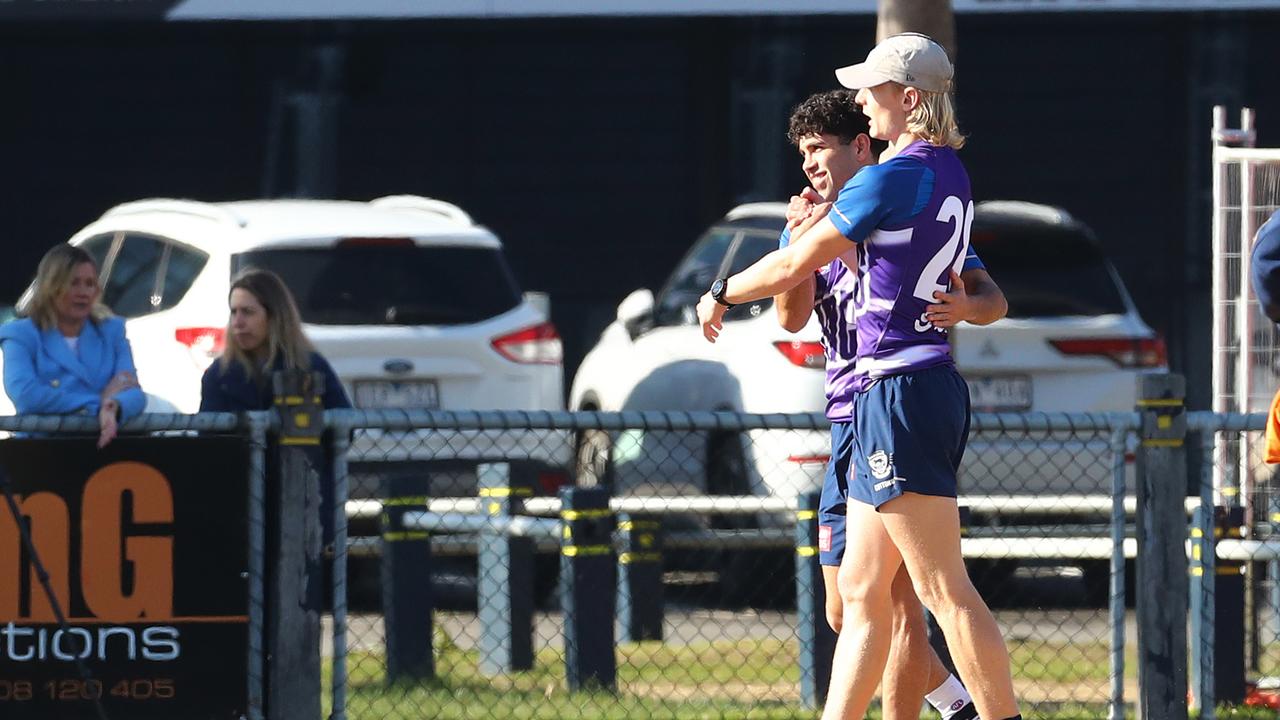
[477, 462, 534, 674]
[380, 474, 434, 681]
[1192, 427, 1220, 720]
[267, 370, 324, 720]
[1215, 506, 1247, 704]
[617, 512, 663, 642]
[560, 486, 617, 692]
[795, 490, 835, 709]
[1136, 373, 1188, 720]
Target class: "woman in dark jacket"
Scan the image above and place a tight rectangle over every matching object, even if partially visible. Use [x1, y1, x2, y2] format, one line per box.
[200, 268, 350, 413]
[200, 268, 351, 570]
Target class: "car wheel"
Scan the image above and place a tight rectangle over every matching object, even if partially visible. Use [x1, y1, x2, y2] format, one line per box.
[575, 427, 614, 489]
[707, 432, 793, 609]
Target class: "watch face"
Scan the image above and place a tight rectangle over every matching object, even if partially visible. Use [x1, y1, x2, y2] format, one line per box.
[711, 278, 725, 298]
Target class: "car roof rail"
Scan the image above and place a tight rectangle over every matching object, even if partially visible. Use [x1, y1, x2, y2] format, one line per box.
[976, 200, 1075, 226]
[725, 202, 787, 221]
[369, 195, 474, 226]
[101, 198, 247, 227]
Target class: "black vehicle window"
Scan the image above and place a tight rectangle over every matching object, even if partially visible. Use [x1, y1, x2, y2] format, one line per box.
[156, 243, 209, 312]
[653, 228, 736, 327]
[78, 234, 117, 280]
[234, 241, 522, 325]
[720, 231, 778, 322]
[102, 235, 165, 318]
[970, 224, 1128, 318]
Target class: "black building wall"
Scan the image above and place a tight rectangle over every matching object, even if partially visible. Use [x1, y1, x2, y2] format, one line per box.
[0, 13, 1276, 408]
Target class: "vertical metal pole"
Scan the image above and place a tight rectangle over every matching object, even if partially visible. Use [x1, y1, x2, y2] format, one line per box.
[1239, 109, 1257, 507]
[380, 473, 434, 682]
[617, 513, 663, 643]
[1212, 106, 1230, 505]
[560, 487, 617, 692]
[477, 462, 534, 675]
[1136, 374, 1188, 720]
[795, 491, 835, 710]
[329, 423, 350, 720]
[1108, 427, 1128, 720]
[247, 412, 269, 720]
[1192, 430, 1218, 720]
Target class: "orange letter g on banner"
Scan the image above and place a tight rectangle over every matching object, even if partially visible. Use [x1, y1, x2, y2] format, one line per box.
[80, 462, 174, 621]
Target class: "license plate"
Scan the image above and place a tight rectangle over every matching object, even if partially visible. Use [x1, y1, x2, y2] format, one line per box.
[966, 375, 1032, 411]
[354, 380, 439, 409]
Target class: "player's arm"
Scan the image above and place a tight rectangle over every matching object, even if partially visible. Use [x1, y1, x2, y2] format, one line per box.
[776, 275, 818, 333]
[773, 217, 820, 334]
[927, 249, 1008, 328]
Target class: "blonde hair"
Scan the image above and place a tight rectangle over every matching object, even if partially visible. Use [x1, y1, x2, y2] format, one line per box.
[220, 268, 314, 381]
[906, 84, 966, 150]
[25, 244, 111, 331]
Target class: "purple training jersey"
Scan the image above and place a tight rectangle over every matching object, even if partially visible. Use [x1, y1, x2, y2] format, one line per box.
[827, 141, 973, 392]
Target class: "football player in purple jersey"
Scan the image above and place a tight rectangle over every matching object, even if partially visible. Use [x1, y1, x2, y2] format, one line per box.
[776, 90, 1004, 720]
[698, 34, 1021, 720]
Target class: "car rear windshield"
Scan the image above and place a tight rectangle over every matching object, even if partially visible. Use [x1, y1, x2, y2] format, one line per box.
[235, 243, 522, 325]
[970, 224, 1129, 318]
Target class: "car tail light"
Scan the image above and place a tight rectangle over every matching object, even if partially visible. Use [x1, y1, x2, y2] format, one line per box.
[1048, 337, 1167, 368]
[537, 470, 571, 495]
[774, 341, 825, 369]
[492, 322, 563, 364]
[175, 327, 226, 367]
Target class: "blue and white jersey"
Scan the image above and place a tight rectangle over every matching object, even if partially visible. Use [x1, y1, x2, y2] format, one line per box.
[826, 140, 974, 392]
[779, 204, 982, 419]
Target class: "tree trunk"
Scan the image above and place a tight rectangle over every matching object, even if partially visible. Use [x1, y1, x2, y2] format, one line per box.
[877, 0, 957, 62]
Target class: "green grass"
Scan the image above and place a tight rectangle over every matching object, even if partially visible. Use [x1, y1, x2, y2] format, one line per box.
[319, 634, 1280, 720]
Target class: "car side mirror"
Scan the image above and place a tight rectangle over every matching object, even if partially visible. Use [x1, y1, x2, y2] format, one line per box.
[616, 289, 654, 340]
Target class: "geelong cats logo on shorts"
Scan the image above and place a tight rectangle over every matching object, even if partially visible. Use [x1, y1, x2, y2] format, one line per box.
[867, 450, 893, 480]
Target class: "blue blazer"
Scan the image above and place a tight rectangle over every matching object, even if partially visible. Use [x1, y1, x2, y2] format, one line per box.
[0, 316, 146, 421]
[199, 351, 351, 413]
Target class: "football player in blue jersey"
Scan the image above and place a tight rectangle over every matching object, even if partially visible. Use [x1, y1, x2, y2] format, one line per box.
[698, 35, 1020, 720]
[775, 89, 1004, 720]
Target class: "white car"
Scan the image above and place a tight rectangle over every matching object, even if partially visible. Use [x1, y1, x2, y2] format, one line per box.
[570, 202, 831, 506]
[5, 196, 571, 492]
[570, 200, 1165, 503]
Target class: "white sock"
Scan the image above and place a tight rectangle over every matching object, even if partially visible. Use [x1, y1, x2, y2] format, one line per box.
[925, 674, 976, 719]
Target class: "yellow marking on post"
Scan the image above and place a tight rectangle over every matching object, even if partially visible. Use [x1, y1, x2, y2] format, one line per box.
[1157, 416, 1172, 430]
[1137, 399, 1183, 407]
[479, 487, 533, 497]
[280, 437, 321, 446]
[488, 502, 501, 516]
[382, 531, 429, 542]
[383, 496, 428, 507]
[1141, 439, 1183, 448]
[796, 510, 817, 520]
[796, 546, 818, 557]
[618, 520, 660, 531]
[562, 545, 611, 557]
[562, 509, 612, 520]
[619, 552, 662, 565]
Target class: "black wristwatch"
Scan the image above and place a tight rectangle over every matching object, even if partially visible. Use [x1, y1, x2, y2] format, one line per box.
[710, 277, 735, 309]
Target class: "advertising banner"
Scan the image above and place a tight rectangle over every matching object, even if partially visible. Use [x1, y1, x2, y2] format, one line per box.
[0, 435, 251, 720]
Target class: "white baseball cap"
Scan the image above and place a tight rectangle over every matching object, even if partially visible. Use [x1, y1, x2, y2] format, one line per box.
[835, 32, 953, 93]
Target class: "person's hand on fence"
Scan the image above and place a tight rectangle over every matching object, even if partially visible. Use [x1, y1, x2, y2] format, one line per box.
[97, 397, 120, 449]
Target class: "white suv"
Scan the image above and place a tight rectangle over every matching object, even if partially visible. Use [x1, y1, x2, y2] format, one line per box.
[7, 196, 571, 488]
[571, 200, 1164, 501]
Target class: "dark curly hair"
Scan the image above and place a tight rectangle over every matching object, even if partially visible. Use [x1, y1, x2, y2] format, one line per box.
[786, 90, 870, 147]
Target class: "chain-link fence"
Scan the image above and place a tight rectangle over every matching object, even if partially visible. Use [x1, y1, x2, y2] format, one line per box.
[7, 403, 1279, 720]
[323, 409, 1144, 720]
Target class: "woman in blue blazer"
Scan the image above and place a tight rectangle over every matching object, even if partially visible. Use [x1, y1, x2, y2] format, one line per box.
[0, 243, 146, 448]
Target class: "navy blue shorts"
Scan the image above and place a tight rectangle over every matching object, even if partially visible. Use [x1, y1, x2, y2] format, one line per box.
[817, 421, 856, 567]
[849, 364, 970, 510]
